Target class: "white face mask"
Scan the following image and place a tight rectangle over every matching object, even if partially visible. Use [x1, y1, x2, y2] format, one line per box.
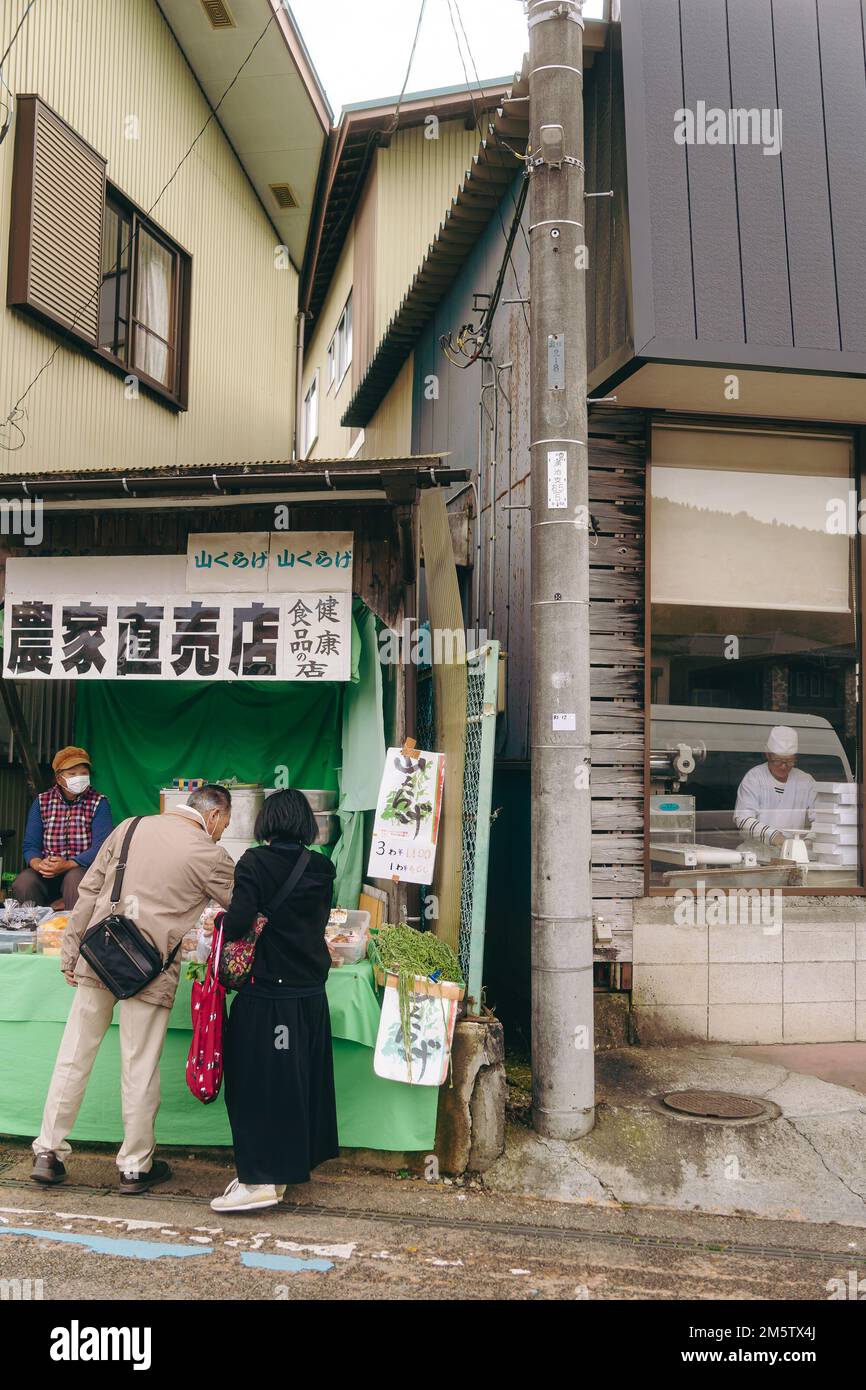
[64, 774, 90, 795]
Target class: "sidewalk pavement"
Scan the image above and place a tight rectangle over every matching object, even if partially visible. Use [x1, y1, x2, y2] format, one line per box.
[489, 1044, 866, 1227]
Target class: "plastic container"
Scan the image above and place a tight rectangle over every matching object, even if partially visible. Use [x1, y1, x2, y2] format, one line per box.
[36, 918, 67, 956]
[0, 928, 35, 954]
[325, 909, 370, 967]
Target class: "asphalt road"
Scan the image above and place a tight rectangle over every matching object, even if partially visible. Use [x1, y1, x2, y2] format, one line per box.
[1, 1165, 863, 1303]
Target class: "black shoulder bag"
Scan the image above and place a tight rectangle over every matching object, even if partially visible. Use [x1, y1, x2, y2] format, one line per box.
[79, 817, 182, 1000]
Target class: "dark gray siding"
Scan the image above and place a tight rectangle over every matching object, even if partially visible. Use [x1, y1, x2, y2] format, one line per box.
[620, 0, 866, 375]
[585, 27, 633, 382]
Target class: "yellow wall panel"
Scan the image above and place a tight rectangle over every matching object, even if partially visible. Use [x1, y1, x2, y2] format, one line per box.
[0, 0, 296, 473]
[374, 120, 477, 345]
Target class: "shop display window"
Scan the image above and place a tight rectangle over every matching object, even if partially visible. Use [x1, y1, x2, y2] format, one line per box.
[648, 425, 861, 893]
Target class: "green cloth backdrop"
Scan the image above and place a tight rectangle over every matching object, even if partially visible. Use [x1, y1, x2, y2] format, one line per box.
[0, 956, 438, 1151]
[73, 599, 386, 909]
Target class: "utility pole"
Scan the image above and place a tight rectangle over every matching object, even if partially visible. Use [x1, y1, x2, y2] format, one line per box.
[527, 0, 595, 1138]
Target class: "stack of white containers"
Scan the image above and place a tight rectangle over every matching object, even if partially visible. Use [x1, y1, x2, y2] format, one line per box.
[810, 782, 858, 867]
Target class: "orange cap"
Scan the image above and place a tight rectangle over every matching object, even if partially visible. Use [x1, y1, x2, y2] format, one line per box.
[52, 746, 91, 775]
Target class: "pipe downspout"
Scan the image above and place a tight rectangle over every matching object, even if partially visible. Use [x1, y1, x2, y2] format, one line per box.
[293, 310, 307, 461]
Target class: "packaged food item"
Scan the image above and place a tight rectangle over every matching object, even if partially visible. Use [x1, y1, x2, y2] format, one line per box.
[325, 909, 371, 967]
[36, 918, 67, 956]
[180, 931, 201, 962]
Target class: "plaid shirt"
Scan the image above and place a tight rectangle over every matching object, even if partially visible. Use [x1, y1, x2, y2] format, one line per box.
[37, 785, 105, 858]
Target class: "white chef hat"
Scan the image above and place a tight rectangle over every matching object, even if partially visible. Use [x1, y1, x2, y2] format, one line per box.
[766, 725, 798, 757]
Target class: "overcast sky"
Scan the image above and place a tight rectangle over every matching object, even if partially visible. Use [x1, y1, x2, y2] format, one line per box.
[290, 0, 606, 114]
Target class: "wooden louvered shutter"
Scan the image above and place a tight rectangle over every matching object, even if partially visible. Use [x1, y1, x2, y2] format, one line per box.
[7, 95, 106, 347]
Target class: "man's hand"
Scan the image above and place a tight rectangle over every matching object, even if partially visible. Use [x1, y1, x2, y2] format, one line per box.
[62, 970, 77, 987]
[41, 856, 77, 876]
[29, 856, 47, 874]
[770, 832, 785, 849]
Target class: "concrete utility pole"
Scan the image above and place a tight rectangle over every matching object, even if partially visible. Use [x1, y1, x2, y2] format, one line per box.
[527, 0, 595, 1139]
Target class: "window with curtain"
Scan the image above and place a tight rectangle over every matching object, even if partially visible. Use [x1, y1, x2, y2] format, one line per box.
[648, 425, 860, 892]
[97, 185, 189, 406]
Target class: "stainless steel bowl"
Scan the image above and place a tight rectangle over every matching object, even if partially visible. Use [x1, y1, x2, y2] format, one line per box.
[299, 789, 338, 813]
[313, 812, 339, 845]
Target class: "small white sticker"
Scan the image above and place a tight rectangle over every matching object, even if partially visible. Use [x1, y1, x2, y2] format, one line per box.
[547, 450, 568, 509]
[553, 712, 576, 732]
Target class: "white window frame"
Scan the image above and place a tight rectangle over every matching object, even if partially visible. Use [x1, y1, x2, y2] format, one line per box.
[302, 371, 319, 459]
[329, 292, 353, 392]
[326, 337, 336, 390]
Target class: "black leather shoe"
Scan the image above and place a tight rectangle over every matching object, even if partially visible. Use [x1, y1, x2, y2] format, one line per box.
[119, 1159, 172, 1196]
[31, 1151, 67, 1185]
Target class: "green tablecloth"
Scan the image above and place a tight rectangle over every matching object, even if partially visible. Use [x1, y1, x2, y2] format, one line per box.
[0, 956, 438, 1152]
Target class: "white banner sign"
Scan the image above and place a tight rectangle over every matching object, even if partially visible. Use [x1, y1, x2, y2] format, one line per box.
[367, 746, 445, 885]
[3, 591, 351, 682]
[187, 532, 354, 593]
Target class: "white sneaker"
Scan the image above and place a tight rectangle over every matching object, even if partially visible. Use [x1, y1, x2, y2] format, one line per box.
[210, 1178, 282, 1212]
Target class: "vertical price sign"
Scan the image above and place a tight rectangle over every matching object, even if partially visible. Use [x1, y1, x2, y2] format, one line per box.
[367, 746, 445, 885]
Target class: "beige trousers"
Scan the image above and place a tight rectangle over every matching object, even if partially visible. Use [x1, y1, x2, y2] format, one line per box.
[33, 982, 171, 1174]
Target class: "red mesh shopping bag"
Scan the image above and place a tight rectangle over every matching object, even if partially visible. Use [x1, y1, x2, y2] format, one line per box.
[186, 926, 226, 1104]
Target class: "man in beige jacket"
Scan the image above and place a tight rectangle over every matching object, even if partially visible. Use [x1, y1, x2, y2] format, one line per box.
[31, 785, 236, 1194]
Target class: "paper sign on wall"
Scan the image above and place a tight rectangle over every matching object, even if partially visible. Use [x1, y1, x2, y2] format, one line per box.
[367, 746, 445, 886]
[186, 532, 353, 593]
[3, 591, 351, 682]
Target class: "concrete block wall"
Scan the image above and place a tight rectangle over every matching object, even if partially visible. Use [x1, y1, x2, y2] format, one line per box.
[631, 897, 866, 1044]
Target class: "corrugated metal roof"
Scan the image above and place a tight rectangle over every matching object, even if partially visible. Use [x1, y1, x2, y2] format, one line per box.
[340, 62, 531, 429]
[0, 455, 467, 502]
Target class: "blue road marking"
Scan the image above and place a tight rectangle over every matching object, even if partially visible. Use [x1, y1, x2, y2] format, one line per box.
[0, 1226, 213, 1261]
[240, 1250, 333, 1273]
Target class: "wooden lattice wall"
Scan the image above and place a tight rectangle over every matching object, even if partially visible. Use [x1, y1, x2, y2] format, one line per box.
[589, 407, 647, 960]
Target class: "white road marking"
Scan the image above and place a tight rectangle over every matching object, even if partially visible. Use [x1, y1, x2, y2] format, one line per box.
[274, 1239, 356, 1260]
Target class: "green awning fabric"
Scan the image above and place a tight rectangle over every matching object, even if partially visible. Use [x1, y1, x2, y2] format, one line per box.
[74, 682, 341, 824]
[331, 598, 386, 908]
[0, 956, 438, 1151]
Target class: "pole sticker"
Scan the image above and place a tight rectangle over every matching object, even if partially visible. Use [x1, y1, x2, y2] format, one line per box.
[547, 450, 568, 509]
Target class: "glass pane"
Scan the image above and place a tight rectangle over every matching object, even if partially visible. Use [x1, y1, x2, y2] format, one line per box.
[132, 228, 175, 387]
[649, 428, 859, 894]
[98, 202, 131, 359]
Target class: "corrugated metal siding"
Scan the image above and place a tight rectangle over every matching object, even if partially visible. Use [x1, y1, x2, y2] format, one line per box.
[412, 174, 532, 761]
[374, 120, 478, 347]
[0, 768, 35, 879]
[352, 156, 378, 391]
[0, 0, 296, 471]
[360, 355, 413, 459]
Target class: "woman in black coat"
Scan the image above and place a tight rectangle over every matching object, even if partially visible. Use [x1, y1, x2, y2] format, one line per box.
[211, 789, 339, 1213]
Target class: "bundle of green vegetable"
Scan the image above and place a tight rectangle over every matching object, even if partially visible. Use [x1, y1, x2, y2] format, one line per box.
[370, 923, 463, 983]
[368, 923, 463, 1085]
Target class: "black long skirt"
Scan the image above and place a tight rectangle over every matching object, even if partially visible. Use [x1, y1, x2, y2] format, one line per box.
[223, 980, 339, 1186]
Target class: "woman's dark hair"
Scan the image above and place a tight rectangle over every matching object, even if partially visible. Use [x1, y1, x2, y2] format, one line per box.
[254, 789, 317, 846]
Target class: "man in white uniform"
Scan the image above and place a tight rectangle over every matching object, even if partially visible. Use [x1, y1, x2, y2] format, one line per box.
[734, 725, 817, 852]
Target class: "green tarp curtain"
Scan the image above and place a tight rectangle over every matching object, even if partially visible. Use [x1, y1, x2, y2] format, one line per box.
[74, 598, 386, 909]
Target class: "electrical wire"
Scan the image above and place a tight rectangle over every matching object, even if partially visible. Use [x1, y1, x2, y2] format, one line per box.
[447, 0, 531, 257]
[1, 5, 279, 447]
[0, 0, 39, 148]
[385, 0, 429, 137]
[0, 0, 37, 70]
[438, 174, 528, 367]
[444, 0, 530, 336]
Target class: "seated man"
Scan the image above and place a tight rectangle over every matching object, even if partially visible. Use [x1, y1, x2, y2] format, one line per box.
[12, 747, 113, 910]
[734, 724, 816, 855]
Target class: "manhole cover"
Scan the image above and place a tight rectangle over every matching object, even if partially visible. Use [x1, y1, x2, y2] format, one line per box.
[662, 1089, 767, 1120]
